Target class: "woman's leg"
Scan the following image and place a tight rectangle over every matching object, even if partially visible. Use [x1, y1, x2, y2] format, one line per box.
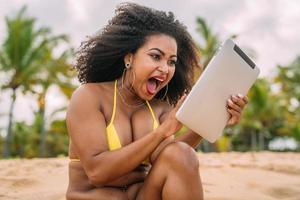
[66, 187, 128, 200]
[136, 142, 203, 200]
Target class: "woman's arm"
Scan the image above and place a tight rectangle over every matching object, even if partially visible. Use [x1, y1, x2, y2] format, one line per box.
[131, 106, 175, 165]
[132, 97, 188, 164]
[133, 99, 189, 164]
[158, 110, 203, 149]
[175, 129, 203, 149]
[104, 165, 149, 187]
[67, 85, 177, 187]
[149, 113, 203, 164]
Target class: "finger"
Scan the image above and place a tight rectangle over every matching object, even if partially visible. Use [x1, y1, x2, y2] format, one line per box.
[227, 117, 236, 125]
[227, 108, 241, 122]
[227, 111, 236, 125]
[227, 99, 242, 113]
[177, 93, 187, 105]
[231, 95, 246, 108]
[237, 94, 249, 104]
[175, 93, 187, 110]
[228, 107, 241, 117]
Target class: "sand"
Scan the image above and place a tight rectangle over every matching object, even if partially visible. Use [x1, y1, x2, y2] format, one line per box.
[1, 152, 300, 200]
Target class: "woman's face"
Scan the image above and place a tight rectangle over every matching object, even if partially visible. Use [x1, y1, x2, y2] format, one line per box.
[126, 34, 177, 101]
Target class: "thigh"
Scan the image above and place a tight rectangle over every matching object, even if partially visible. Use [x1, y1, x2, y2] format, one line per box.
[135, 142, 200, 200]
[135, 153, 169, 200]
[67, 187, 128, 200]
[126, 182, 144, 200]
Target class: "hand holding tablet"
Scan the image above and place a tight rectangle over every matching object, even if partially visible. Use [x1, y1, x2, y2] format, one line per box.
[176, 39, 260, 143]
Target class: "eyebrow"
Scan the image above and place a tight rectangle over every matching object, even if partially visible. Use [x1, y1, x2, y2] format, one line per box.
[149, 48, 177, 58]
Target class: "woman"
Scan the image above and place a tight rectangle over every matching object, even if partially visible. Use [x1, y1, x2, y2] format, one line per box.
[66, 3, 248, 200]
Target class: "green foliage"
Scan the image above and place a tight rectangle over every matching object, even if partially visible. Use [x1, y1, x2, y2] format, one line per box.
[226, 59, 300, 151]
[196, 17, 220, 68]
[7, 118, 69, 158]
[46, 119, 69, 156]
[0, 5, 69, 91]
[196, 16, 237, 70]
[274, 57, 300, 142]
[12, 121, 40, 158]
[0, 5, 75, 158]
[175, 126, 188, 137]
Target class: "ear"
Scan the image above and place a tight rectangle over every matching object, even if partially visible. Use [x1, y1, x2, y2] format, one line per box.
[124, 53, 133, 65]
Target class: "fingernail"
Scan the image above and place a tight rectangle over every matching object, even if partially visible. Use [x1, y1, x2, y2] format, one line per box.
[232, 96, 238, 102]
[238, 94, 243, 98]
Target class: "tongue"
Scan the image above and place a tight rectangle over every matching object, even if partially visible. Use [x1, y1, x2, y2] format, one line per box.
[147, 79, 157, 95]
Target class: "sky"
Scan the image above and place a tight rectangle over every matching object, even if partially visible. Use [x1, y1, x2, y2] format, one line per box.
[0, 0, 300, 129]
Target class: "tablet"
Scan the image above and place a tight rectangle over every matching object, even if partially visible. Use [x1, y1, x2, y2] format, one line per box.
[175, 39, 260, 143]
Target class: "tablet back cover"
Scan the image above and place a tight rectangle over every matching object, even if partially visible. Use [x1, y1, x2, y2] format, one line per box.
[176, 39, 260, 143]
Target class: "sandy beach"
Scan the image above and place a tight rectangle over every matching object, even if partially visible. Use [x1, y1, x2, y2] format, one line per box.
[1, 152, 300, 200]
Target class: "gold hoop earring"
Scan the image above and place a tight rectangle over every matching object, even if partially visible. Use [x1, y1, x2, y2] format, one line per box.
[161, 84, 168, 100]
[121, 67, 127, 89]
[129, 69, 136, 91]
[122, 62, 131, 88]
[121, 67, 136, 93]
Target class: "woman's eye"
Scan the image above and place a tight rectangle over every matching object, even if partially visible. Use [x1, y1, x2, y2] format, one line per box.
[150, 54, 160, 60]
[169, 60, 177, 66]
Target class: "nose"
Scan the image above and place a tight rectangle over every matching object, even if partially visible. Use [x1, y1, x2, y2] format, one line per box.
[158, 62, 169, 74]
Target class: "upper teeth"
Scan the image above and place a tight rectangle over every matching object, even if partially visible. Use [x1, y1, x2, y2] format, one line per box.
[154, 77, 163, 82]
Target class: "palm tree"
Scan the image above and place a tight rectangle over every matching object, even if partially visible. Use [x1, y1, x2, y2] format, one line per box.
[196, 16, 239, 68]
[30, 49, 76, 157]
[196, 17, 220, 70]
[0, 6, 70, 157]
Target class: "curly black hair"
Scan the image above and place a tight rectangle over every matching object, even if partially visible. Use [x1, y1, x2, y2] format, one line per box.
[74, 2, 200, 105]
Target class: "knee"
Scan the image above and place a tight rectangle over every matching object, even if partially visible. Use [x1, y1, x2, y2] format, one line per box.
[66, 191, 76, 200]
[158, 142, 199, 171]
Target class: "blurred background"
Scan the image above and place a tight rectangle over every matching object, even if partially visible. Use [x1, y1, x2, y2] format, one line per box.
[0, 0, 300, 158]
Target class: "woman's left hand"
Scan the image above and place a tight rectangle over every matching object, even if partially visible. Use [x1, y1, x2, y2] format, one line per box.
[226, 94, 248, 126]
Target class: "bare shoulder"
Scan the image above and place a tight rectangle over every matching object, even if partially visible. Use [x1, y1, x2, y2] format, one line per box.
[68, 82, 113, 110]
[66, 82, 115, 129]
[66, 82, 115, 156]
[70, 82, 111, 101]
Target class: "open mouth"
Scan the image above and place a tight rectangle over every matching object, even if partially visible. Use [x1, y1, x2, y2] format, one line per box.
[146, 76, 166, 95]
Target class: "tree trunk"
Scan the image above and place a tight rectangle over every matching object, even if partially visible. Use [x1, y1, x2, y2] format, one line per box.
[251, 131, 257, 151]
[3, 89, 17, 157]
[259, 132, 264, 151]
[38, 92, 46, 157]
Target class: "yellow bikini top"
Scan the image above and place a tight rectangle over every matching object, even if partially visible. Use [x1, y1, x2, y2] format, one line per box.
[70, 79, 159, 163]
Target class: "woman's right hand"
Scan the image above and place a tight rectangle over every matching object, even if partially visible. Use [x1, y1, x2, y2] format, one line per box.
[158, 93, 187, 138]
